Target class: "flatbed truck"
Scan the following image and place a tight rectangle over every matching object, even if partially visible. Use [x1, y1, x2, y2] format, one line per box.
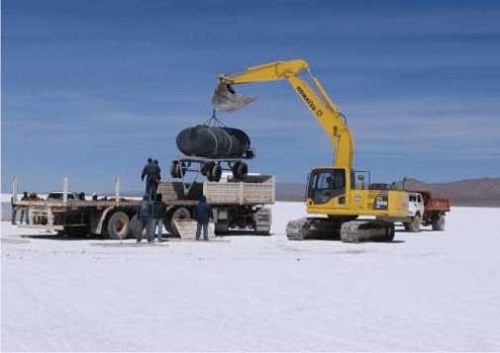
[11, 174, 275, 238]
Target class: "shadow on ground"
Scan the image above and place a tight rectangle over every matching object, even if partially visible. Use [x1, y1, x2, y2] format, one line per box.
[20, 233, 103, 241]
[217, 230, 271, 237]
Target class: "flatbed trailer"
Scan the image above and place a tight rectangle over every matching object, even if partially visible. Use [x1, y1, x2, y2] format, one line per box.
[12, 174, 275, 238]
[12, 197, 142, 238]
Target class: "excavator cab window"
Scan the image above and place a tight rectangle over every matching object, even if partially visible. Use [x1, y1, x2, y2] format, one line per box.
[351, 170, 370, 190]
[307, 168, 346, 204]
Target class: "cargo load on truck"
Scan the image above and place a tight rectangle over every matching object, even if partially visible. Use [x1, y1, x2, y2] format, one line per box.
[176, 125, 253, 159]
[171, 113, 255, 182]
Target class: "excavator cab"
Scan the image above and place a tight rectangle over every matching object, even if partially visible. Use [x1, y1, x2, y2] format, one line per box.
[306, 168, 349, 210]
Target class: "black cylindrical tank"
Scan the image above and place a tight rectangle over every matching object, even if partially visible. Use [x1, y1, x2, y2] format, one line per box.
[176, 125, 251, 159]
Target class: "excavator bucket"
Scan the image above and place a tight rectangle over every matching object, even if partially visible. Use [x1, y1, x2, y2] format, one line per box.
[212, 81, 256, 112]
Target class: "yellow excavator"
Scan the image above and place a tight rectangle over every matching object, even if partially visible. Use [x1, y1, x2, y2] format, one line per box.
[213, 59, 408, 242]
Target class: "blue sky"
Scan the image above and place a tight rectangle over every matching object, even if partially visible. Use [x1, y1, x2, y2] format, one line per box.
[2, 0, 500, 193]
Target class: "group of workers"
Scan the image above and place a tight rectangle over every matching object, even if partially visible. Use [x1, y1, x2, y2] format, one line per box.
[11, 191, 43, 225]
[137, 158, 213, 243]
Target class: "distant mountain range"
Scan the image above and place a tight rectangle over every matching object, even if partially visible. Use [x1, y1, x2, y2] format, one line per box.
[276, 177, 500, 207]
[4, 177, 498, 208]
[402, 177, 500, 207]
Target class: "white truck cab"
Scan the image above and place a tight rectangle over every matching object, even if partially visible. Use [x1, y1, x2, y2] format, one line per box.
[405, 192, 425, 232]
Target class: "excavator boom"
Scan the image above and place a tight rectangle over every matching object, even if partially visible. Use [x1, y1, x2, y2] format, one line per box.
[214, 59, 354, 169]
[218, 59, 309, 84]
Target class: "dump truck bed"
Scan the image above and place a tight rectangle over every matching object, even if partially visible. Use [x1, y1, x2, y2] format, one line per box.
[425, 198, 451, 212]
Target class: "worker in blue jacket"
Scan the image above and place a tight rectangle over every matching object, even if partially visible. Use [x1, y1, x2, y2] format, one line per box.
[141, 158, 161, 200]
[135, 194, 153, 243]
[194, 195, 213, 241]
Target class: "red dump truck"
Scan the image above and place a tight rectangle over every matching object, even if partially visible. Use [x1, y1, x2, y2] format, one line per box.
[408, 190, 450, 231]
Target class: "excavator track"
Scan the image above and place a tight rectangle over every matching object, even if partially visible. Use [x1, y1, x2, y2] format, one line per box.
[286, 218, 395, 243]
[340, 220, 395, 243]
[286, 217, 342, 241]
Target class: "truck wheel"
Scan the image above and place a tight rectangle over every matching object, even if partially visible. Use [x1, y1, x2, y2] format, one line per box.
[201, 162, 211, 176]
[205, 162, 222, 181]
[167, 207, 191, 237]
[408, 215, 421, 232]
[107, 211, 130, 239]
[432, 214, 445, 231]
[209, 163, 222, 182]
[129, 215, 140, 238]
[232, 161, 248, 179]
[170, 160, 181, 178]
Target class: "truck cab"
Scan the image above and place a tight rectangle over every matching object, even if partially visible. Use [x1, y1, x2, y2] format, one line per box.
[407, 192, 424, 218]
[46, 191, 79, 201]
[404, 192, 425, 232]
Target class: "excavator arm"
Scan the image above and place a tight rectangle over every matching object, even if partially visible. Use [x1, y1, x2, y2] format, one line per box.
[215, 59, 354, 170]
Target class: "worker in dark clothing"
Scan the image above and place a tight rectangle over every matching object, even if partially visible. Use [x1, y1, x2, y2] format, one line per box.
[141, 158, 160, 200]
[11, 196, 17, 224]
[151, 159, 162, 199]
[135, 194, 153, 243]
[150, 193, 167, 242]
[194, 195, 213, 241]
[19, 192, 29, 225]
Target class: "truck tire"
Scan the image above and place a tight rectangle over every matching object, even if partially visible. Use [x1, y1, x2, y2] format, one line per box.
[204, 162, 215, 181]
[129, 215, 139, 237]
[107, 211, 130, 239]
[170, 160, 181, 178]
[166, 207, 191, 237]
[432, 214, 445, 231]
[208, 163, 222, 182]
[232, 161, 248, 179]
[407, 214, 421, 232]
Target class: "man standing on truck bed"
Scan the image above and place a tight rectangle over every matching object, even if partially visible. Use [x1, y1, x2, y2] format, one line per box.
[141, 158, 162, 199]
[152, 159, 162, 198]
[194, 195, 213, 241]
